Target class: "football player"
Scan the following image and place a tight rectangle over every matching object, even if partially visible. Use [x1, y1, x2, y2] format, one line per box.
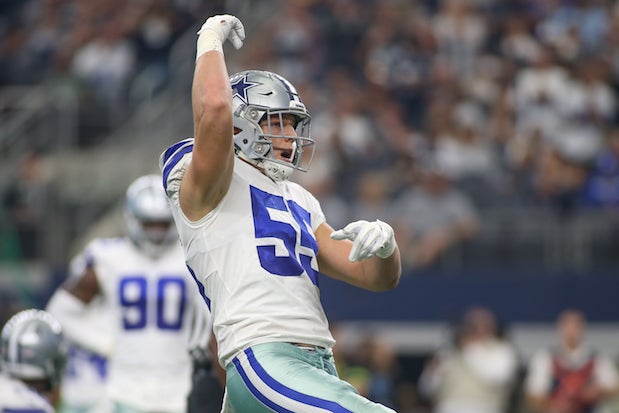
[0, 309, 67, 412]
[47, 175, 206, 413]
[54, 270, 110, 413]
[160, 14, 401, 412]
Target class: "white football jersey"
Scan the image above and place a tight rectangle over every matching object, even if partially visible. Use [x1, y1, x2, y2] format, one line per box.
[60, 344, 107, 411]
[74, 237, 199, 412]
[59, 257, 110, 411]
[0, 374, 54, 413]
[161, 139, 336, 368]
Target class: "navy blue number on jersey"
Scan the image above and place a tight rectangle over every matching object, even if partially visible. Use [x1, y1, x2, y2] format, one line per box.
[250, 186, 318, 285]
[118, 275, 187, 330]
[64, 345, 107, 379]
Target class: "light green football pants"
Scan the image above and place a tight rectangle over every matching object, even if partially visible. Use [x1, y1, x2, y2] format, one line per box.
[222, 342, 397, 413]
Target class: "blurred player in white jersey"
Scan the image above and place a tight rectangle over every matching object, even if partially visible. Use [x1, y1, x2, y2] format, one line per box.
[53, 258, 110, 413]
[59, 343, 108, 413]
[0, 309, 68, 413]
[159, 14, 402, 413]
[46, 175, 207, 413]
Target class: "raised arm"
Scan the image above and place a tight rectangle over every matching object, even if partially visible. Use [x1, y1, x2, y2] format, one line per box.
[316, 220, 401, 291]
[181, 15, 245, 221]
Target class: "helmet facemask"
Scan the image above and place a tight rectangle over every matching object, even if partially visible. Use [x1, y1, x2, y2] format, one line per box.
[124, 175, 177, 258]
[230, 70, 315, 181]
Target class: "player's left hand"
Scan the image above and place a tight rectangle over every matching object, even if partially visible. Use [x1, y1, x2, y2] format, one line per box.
[331, 219, 396, 262]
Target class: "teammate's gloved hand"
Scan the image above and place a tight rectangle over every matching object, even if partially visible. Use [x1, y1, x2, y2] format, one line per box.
[331, 220, 396, 262]
[196, 14, 245, 59]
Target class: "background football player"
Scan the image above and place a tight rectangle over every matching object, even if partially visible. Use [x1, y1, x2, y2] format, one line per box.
[0, 309, 67, 412]
[47, 174, 208, 413]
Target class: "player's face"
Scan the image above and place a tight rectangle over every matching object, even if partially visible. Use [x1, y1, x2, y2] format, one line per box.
[260, 114, 297, 163]
[142, 221, 172, 245]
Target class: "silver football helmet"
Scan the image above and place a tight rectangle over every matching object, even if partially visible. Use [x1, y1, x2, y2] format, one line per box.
[1, 309, 67, 390]
[124, 174, 177, 258]
[230, 70, 314, 181]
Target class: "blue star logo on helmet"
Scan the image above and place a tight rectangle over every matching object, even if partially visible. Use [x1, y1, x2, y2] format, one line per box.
[231, 75, 259, 104]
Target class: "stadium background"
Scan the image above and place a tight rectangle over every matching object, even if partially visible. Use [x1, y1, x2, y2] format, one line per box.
[1, 0, 619, 411]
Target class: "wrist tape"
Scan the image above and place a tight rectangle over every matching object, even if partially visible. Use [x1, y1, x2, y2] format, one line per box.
[196, 29, 222, 61]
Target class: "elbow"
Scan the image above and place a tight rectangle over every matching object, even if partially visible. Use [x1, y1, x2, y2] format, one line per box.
[194, 79, 232, 119]
[390, 271, 402, 289]
[372, 268, 401, 292]
[384, 271, 401, 291]
[199, 92, 232, 118]
[194, 94, 232, 137]
[381, 251, 402, 291]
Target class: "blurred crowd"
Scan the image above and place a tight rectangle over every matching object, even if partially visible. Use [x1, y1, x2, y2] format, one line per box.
[0, 0, 618, 253]
[0, 0, 215, 143]
[247, 0, 619, 272]
[334, 306, 619, 413]
[4, 0, 619, 271]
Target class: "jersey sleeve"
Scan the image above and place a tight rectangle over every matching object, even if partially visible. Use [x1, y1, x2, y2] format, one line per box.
[68, 239, 98, 279]
[159, 138, 194, 201]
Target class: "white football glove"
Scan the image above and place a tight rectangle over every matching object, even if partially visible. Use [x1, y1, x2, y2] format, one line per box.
[196, 14, 245, 59]
[331, 219, 396, 262]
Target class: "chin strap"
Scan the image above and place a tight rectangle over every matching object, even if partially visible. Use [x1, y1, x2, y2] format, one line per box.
[236, 152, 293, 182]
[263, 159, 293, 182]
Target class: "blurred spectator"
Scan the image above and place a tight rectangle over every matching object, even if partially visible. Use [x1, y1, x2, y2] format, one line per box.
[532, 146, 589, 215]
[336, 332, 400, 410]
[391, 160, 479, 270]
[431, 0, 489, 80]
[71, 17, 136, 107]
[0, 23, 43, 85]
[434, 99, 502, 206]
[513, 46, 569, 147]
[581, 128, 619, 211]
[256, 0, 322, 85]
[2, 152, 49, 260]
[360, 0, 432, 107]
[363, 335, 400, 409]
[350, 170, 397, 223]
[524, 309, 619, 413]
[500, 14, 542, 66]
[394, 381, 431, 413]
[320, 0, 367, 70]
[419, 306, 519, 413]
[553, 57, 615, 165]
[128, 0, 185, 103]
[536, 0, 609, 59]
[535, 0, 580, 55]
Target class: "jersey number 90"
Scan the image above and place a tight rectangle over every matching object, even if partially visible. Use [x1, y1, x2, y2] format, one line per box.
[118, 276, 187, 331]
